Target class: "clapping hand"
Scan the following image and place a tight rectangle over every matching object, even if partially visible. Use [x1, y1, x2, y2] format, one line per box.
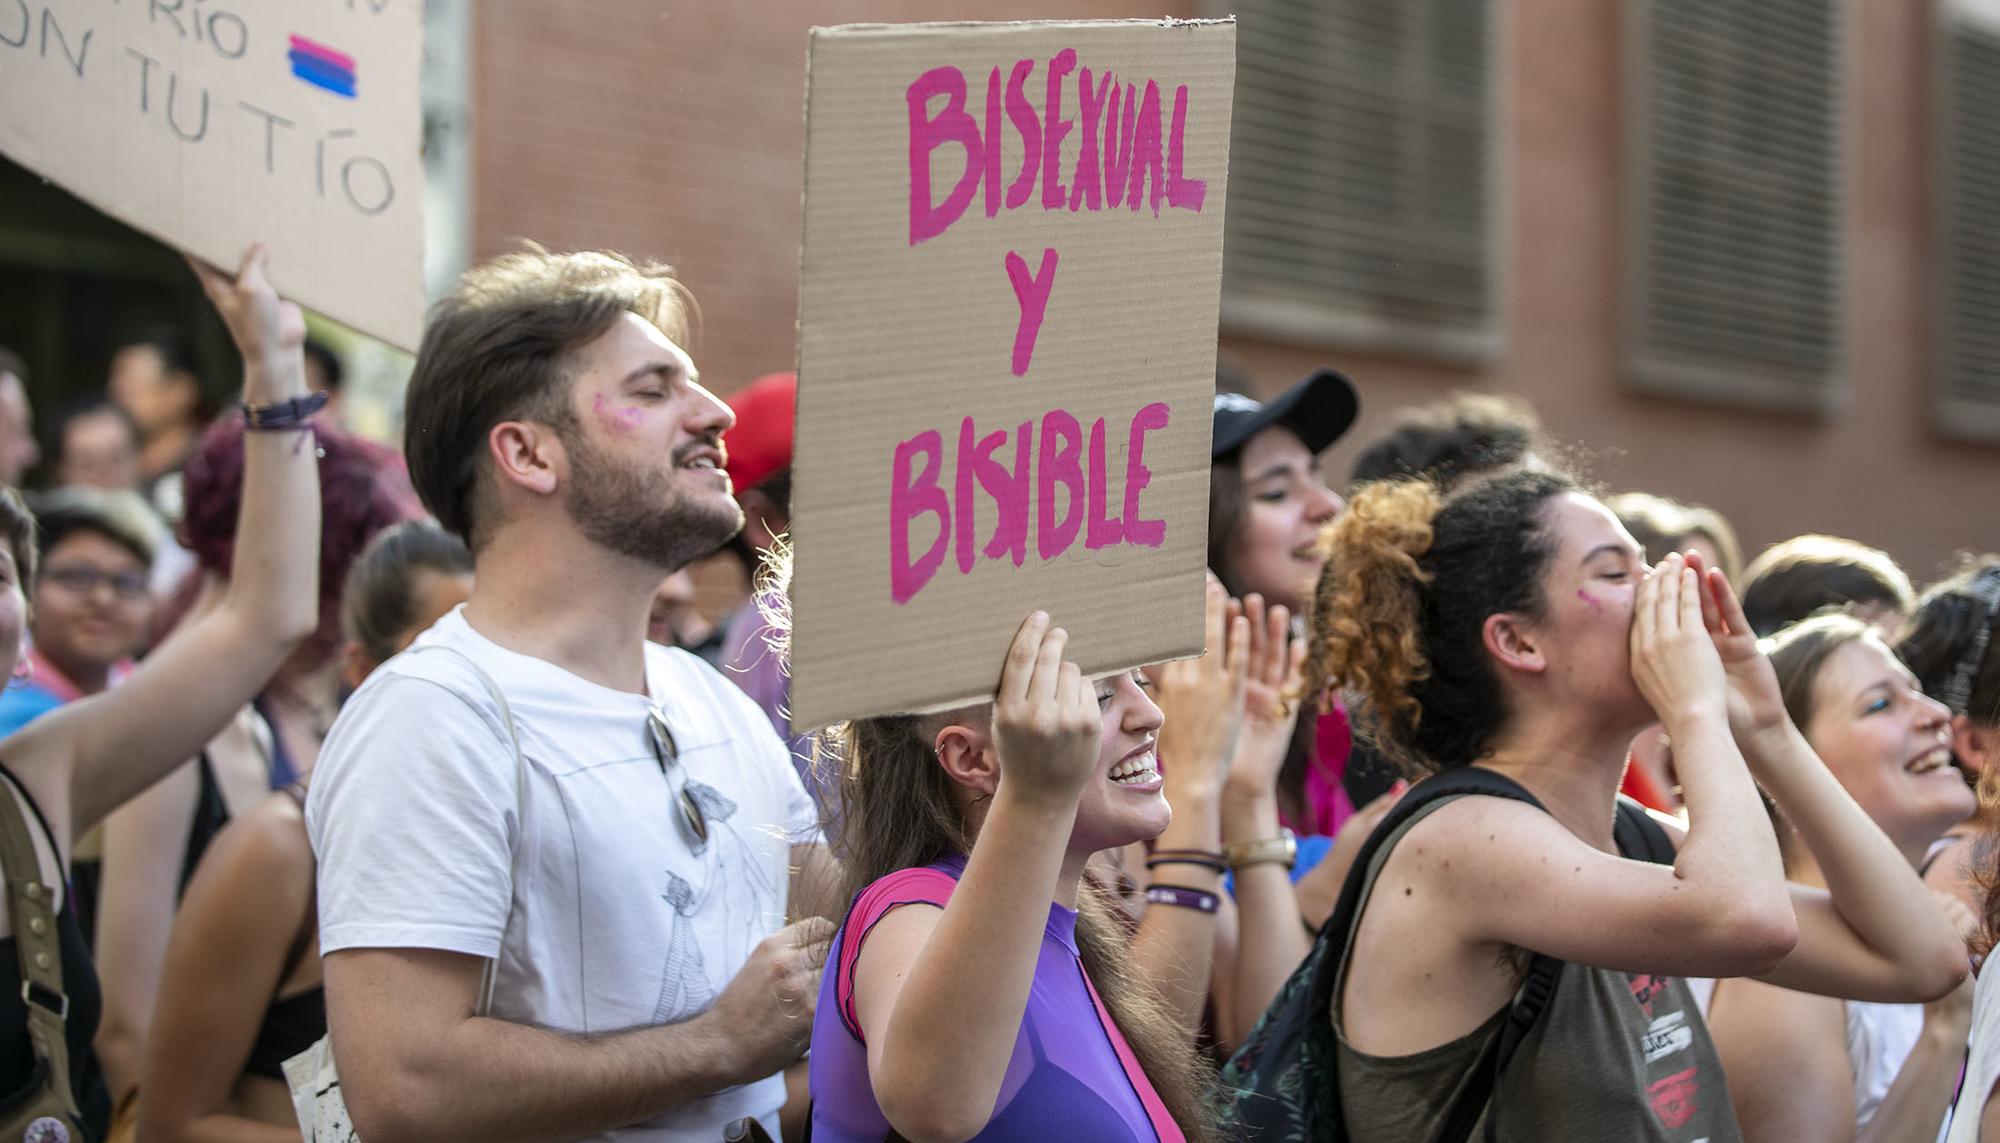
[1149, 576, 1250, 801]
[1227, 593, 1308, 802]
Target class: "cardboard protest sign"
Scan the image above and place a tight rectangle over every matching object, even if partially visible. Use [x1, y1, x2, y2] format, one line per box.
[0, 1, 424, 350]
[789, 19, 1234, 729]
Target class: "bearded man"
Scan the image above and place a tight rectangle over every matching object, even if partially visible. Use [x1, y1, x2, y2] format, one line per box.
[308, 249, 829, 1143]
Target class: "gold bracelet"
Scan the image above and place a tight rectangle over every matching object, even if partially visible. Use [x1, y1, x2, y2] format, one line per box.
[1221, 828, 1297, 872]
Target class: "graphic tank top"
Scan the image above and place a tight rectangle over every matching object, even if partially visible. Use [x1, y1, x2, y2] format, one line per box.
[1334, 798, 1742, 1142]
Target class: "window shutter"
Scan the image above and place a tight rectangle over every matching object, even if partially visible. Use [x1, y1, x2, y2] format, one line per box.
[1626, 0, 1844, 409]
[1937, 0, 2000, 439]
[1222, 0, 1497, 361]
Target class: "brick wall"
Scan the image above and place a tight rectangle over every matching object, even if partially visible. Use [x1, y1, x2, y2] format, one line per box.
[474, 0, 2000, 597]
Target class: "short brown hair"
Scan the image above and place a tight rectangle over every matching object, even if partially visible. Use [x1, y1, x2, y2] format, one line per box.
[1740, 534, 1913, 638]
[403, 247, 694, 550]
[1607, 491, 1744, 582]
[342, 519, 475, 663]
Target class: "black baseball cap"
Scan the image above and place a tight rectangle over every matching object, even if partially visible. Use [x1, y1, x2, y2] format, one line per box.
[1211, 367, 1360, 460]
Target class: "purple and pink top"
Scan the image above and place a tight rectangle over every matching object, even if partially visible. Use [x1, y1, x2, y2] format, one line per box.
[809, 856, 1185, 1143]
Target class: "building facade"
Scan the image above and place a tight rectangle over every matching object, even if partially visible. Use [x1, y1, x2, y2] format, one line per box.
[471, 0, 2000, 579]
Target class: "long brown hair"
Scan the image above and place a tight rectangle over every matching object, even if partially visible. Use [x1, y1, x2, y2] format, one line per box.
[1209, 454, 1314, 824]
[819, 714, 1217, 1141]
[755, 545, 1216, 1136]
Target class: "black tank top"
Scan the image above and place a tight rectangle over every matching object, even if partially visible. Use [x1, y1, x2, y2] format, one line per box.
[242, 785, 324, 1080]
[71, 750, 233, 956]
[0, 762, 109, 1139]
[178, 753, 230, 894]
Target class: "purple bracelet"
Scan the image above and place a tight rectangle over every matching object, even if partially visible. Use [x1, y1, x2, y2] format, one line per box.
[1144, 884, 1220, 914]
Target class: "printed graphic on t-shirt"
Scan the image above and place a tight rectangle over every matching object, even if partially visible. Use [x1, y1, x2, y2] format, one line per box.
[651, 778, 785, 1014]
[1649, 1067, 1700, 1130]
[655, 873, 716, 1021]
[1630, 973, 1667, 1017]
[1642, 1011, 1695, 1064]
[1628, 973, 1713, 1139]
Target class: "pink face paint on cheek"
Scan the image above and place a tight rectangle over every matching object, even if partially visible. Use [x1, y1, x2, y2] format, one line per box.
[591, 393, 645, 432]
[1577, 589, 1603, 612]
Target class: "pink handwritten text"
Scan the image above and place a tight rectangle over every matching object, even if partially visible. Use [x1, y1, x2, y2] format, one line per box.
[906, 52, 1208, 246]
[889, 402, 1171, 603]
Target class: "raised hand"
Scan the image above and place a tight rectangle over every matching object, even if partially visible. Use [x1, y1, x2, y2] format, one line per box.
[1686, 549, 1789, 745]
[1227, 592, 1308, 801]
[991, 612, 1101, 806]
[1630, 553, 1731, 734]
[185, 241, 307, 394]
[1150, 576, 1250, 800]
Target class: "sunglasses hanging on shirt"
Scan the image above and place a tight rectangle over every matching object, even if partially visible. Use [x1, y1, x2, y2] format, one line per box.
[648, 707, 711, 850]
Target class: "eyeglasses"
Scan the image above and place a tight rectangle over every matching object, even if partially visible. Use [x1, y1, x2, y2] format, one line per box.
[42, 565, 149, 601]
[647, 706, 709, 847]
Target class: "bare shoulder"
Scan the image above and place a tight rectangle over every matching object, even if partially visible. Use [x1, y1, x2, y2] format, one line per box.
[1388, 793, 1570, 870]
[198, 791, 314, 889]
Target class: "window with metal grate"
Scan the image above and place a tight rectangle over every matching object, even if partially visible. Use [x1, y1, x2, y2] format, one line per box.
[1220, 0, 1498, 363]
[1937, 0, 2000, 440]
[1625, 0, 1844, 411]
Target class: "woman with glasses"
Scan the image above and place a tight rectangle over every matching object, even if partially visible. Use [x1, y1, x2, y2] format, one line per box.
[807, 611, 1217, 1142]
[0, 243, 321, 1141]
[135, 520, 473, 1143]
[0, 489, 159, 739]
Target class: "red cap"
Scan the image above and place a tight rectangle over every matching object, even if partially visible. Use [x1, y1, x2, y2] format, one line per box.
[722, 372, 796, 493]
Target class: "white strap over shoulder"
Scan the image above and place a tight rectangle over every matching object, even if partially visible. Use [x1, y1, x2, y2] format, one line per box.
[403, 643, 525, 1017]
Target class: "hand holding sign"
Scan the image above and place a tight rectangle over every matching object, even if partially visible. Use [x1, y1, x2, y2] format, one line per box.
[991, 613, 1102, 808]
[185, 241, 307, 387]
[0, 0, 423, 349]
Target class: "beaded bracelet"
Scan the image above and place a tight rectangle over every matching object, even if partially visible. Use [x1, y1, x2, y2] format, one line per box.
[1144, 884, 1220, 914]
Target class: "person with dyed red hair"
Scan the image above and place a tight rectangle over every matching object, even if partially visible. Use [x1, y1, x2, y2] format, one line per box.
[93, 419, 419, 1107]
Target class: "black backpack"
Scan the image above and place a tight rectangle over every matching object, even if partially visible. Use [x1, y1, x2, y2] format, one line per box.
[1211, 766, 1674, 1142]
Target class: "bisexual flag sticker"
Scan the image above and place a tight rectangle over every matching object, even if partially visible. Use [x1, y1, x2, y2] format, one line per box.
[289, 35, 357, 99]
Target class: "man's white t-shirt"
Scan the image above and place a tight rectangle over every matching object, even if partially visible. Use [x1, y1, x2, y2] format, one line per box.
[308, 607, 819, 1142]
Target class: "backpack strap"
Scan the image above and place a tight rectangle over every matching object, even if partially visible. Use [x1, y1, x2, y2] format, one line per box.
[1612, 796, 1676, 866]
[1326, 772, 1681, 1142]
[1444, 795, 1676, 1140]
[0, 772, 80, 1128]
[1306, 766, 1553, 1142]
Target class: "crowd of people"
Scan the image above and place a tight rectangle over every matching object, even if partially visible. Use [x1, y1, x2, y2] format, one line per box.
[0, 239, 1995, 1143]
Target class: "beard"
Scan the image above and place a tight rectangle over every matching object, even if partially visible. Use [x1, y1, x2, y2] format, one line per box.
[562, 427, 744, 573]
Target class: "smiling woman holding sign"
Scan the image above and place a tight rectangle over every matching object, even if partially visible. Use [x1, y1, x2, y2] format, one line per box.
[804, 609, 1215, 1142]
